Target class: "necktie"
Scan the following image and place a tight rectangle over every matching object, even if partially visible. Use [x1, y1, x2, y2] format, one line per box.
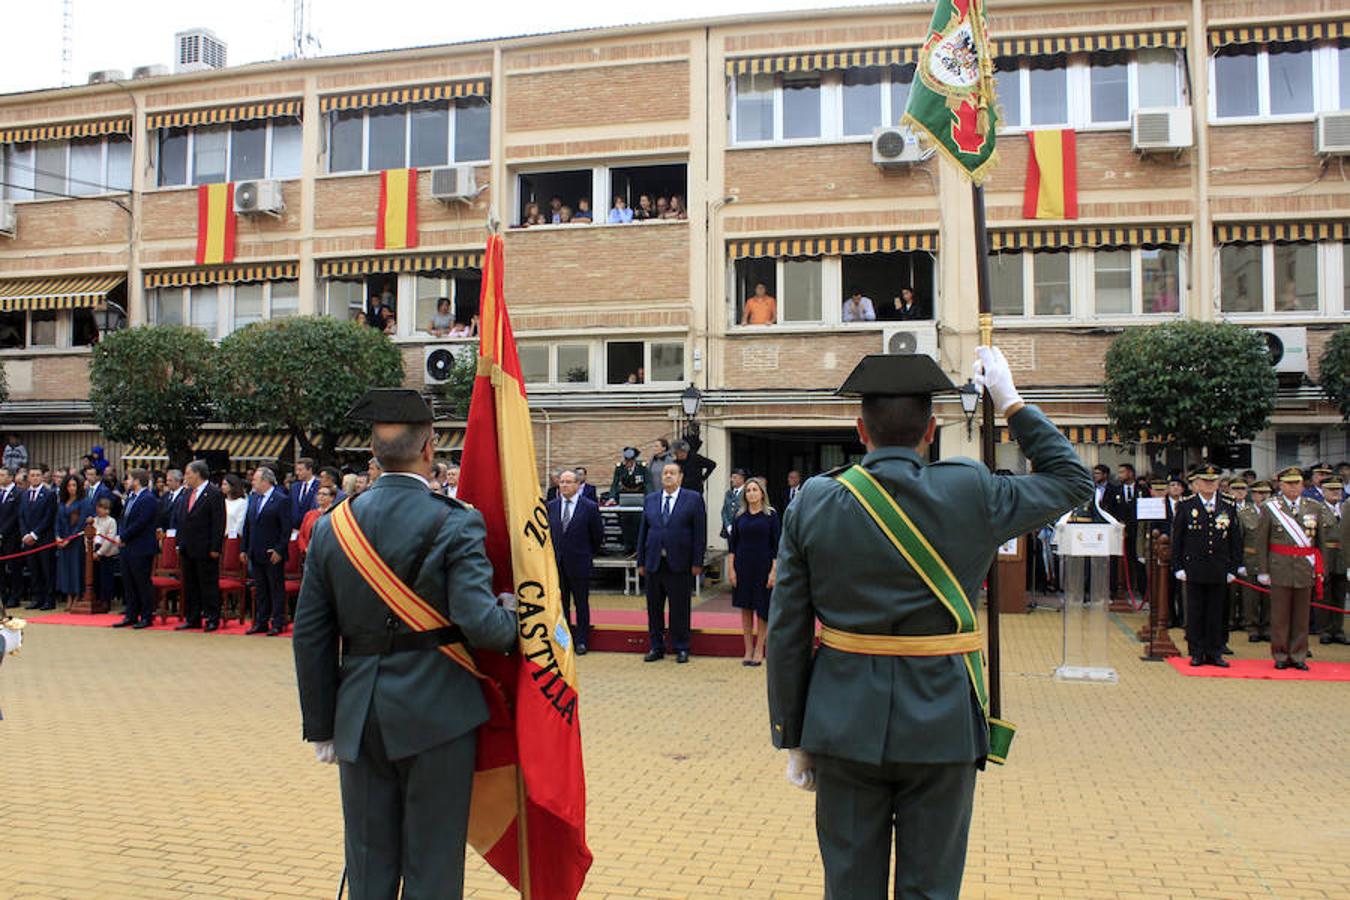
[29, 489, 36, 503]
[188, 486, 198, 513]
[562, 499, 573, 531]
[662, 494, 673, 523]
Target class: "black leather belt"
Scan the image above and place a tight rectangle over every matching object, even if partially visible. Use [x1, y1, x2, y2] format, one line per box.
[342, 625, 465, 657]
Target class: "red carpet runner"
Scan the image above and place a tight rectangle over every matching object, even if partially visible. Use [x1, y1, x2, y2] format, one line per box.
[28, 612, 284, 637]
[1166, 656, 1350, 682]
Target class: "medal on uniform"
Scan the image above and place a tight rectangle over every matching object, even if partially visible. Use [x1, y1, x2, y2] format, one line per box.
[1215, 512, 1229, 530]
[1301, 513, 1317, 537]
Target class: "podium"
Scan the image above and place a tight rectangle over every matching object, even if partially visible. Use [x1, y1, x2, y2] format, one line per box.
[1053, 519, 1121, 683]
[996, 535, 1027, 614]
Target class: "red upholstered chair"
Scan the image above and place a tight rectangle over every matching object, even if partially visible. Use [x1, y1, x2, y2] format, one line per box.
[218, 536, 249, 625]
[152, 534, 183, 625]
[283, 538, 303, 620]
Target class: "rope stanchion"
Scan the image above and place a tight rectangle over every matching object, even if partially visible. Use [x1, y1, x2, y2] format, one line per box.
[1232, 577, 1347, 616]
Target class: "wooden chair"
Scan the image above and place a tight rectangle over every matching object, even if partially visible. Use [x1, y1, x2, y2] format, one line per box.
[218, 536, 249, 625]
[151, 534, 182, 625]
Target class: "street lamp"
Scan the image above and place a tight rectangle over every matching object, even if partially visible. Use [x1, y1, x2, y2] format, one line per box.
[680, 383, 703, 419]
[94, 300, 127, 339]
[959, 378, 980, 440]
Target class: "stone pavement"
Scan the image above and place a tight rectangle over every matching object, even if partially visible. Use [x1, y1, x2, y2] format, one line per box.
[2, 606, 1347, 899]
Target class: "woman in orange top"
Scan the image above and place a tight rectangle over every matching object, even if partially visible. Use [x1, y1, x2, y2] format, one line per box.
[297, 484, 336, 556]
[741, 281, 777, 325]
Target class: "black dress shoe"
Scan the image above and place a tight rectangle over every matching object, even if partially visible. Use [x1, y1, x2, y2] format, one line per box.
[1274, 660, 1291, 670]
[267, 626, 284, 636]
[1248, 633, 1262, 643]
[23, 603, 40, 610]
[132, 621, 151, 629]
[676, 651, 690, 664]
[575, 644, 587, 656]
[111, 619, 134, 628]
[1189, 656, 1204, 667]
[245, 624, 268, 635]
[1320, 633, 1334, 645]
[174, 622, 202, 631]
[642, 650, 664, 662]
[1221, 646, 1234, 655]
[1208, 656, 1230, 668]
[1293, 661, 1310, 671]
[203, 622, 220, 633]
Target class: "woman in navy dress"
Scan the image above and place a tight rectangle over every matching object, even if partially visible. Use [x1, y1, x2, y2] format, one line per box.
[727, 476, 780, 666]
[55, 474, 90, 604]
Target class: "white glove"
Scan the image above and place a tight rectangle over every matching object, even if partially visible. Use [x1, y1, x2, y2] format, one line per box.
[1257, 574, 1271, 586]
[973, 346, 1024, 416]
[1174, 571, 1186, 582]
[786, 749, 816, 792]
[1238, 566, 1247, 577]
[312, 741, 336, 765]
[497, 591, 518, 612]
[1225, 573, 1236, 584]
[0, 627, 20, 655]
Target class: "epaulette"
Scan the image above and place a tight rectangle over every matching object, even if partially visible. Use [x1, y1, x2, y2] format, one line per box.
[430, 491, 472, 510]
[822, 464, 852, 479]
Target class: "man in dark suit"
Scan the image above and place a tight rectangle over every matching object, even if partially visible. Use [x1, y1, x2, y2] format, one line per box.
[637, 460, 707, 663]
[241, 465, 291, 635]
[1103, 463, 1143, 598]
[1171, 464, 1244, 667]
[174, 459, 225, 632]
[721, 468, 746, 540]
[114, 469, 159, 628]
[84, 464, 120, 519]
[783, 469, 803, 508]
[291, 457, 319, 525]
[0, 467, 21, 611]
[19, 465, 58, 610]
[547, 469, 604, 654]
[574, 466, 598, 504]
[672, 440, 716, 495]
[157, 469, 185, 535]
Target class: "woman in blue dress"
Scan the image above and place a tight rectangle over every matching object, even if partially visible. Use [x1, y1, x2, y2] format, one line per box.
[54, 474, 90, 605]
[727, 476, 780, 666]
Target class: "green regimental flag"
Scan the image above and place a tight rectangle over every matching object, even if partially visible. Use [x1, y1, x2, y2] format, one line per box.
[901, 0, 999, 184]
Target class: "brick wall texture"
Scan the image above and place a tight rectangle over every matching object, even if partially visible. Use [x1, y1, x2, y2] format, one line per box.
[503, 224, 689, 307]
[505, 62, 690, 131]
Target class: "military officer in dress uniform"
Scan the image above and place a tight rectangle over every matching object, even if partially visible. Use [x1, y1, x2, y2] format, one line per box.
[1252, 466, 1340, 670]
[1317, 478, 1346, 644]
[767, 349, 1091, 899]
[1169, 464, 1243, 667]
[1236, 480, 1271, 642]
[293, 389, 517, 899]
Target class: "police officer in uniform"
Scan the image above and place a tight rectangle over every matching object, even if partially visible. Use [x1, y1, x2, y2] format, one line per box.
[1252, 466, 1339, 670]
[1236, 480, 1271, 642]
[293, 389, 517, 899]
[1169, 464, 1243, 667]
[768, 349, 1091, 899]
[608, 446, 648, 553]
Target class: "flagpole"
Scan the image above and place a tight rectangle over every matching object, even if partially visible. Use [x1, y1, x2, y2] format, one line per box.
[516, 766, 532, 899]
[971, 182, 1002, 721]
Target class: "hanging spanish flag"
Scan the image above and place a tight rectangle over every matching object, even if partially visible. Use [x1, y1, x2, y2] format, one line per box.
[1022, 129, 1078, 220]
[459, 234, 591, 899]
[375, 167, 419, 250]
[195, 182, 236, 265]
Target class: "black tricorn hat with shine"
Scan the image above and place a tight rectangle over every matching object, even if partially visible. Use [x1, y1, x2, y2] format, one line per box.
[837, 354, 957, 397]
[346, 388, 434, 424]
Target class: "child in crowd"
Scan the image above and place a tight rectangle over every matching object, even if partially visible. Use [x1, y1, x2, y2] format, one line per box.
[574, 198, 593, 223]
[608, 196, 633, 224]
[91, 497, 119, 607]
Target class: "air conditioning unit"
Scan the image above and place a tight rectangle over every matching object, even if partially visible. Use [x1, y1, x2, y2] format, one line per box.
[1257, 326, 1308, 375]
[0, 201, 15, 238]
[234, 180, 285, 215]
[1315, 111, 1350, 156]
[430, 165, 478, 201]
[872, 126, 923, 167]
[87, 69, 125, 85]
[881, 322, 939, 360]
[1131, 106, 1193, 152]
[424, 345, 472, 385]
[131, 64, 170, 80]
[175, 28, 227, 73]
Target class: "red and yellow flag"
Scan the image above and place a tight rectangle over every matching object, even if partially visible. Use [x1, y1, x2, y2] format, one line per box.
[459, 234, 591, 899]
[1022, 129, 1078, 220]
[375, 167, 419, 250]
[195, 182, 236, 265]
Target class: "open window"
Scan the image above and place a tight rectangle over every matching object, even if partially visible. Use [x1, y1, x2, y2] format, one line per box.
[842, 252, 935, 321]
[609, 163, 688, 220]
[516, 170, 593, 225]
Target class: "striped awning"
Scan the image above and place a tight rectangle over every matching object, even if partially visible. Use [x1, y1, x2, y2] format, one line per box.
[991, 29, 1186, 58]
[728, 232, 938, 259]
[998, 425, 1116, 445]
[320, 80, 490, 114]
[195, 431, 290, 462]
[146, 99, 301, 131]
[323, 428, 464, 454]
[1208, 20, 1350, 50]
[725, 46, 919, 77]
[122, 444, 168, 464]
[0, 273, 125, 312]
[990, 225, 1191, 252]
[317, 252, 483, 278]
[143, 262, 299, 289]
[0, 117, 131, 144]
[1214, 221, 1348, 244]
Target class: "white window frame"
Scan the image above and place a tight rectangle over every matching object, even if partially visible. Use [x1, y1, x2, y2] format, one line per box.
[0, 309, 85, 351]
[1085, 247, 1188, 319]
[156, 119, 301, 187]
[1208, 43, 1339, 125]
[223, 280, 301, 335]
[1, 136, 132, 202]
[151, 281, 301, 339]
[1214, 242, 1347, 319]
[603, 337, 688, 387]
[403, 272, 482, 338]
[325, 100, 491, 175]
[730, 68, 918, 147]
[509, 159, 689, 228]
[322, 278, 368, 321]
[518, 342, 597, 389]
[728, 254, 941, 331]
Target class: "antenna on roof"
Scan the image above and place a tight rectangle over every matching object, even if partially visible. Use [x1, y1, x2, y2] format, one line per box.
[61, 0, 74, 86]
[291, 0, 321, 59]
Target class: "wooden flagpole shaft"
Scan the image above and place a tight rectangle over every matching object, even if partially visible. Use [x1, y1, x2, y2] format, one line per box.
[516, 766, 532, 899]
[971, 182, 1002, 721]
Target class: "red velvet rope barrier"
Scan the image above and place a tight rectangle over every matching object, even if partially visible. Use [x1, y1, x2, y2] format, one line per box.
[1232, 577, 1347, 616]
[0, 533, 82, 562]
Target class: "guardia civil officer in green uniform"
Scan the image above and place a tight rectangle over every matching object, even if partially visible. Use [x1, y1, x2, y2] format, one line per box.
[293, 389, 517, 900]
[767, 347, 1091, 900]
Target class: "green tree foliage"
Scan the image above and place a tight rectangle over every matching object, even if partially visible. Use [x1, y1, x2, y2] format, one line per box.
[1104, 321, 1277, 451]
[214, 317, 405, 465]
[1317, 325, 1350, 421]
[432, 350, 478, 420]
[89, 326, 217, 468]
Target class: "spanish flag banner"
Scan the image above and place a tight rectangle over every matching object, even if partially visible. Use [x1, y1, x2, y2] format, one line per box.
[375, 167, 419, 250]
[195, 182, 236, 265]
[459, 234, 591, 899]
[1022, 129, 1078, 220]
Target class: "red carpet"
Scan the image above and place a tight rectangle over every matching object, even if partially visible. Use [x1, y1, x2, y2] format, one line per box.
[1166, 656, 1350, 681]
[27, 611, 283, 637]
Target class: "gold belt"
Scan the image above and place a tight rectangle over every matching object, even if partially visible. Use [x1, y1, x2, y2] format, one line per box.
[819, 625, 983, 657]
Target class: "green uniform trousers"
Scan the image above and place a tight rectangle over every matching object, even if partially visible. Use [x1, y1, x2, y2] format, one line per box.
[1269, 584, 1312, 665]
[815, 755, 977, 900]
[1315, 574, 1346, 638]
[1242, 583, 1269, 638]
[339, 706, 477, 900]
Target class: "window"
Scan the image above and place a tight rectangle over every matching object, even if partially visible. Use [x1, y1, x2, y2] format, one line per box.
[999, 50, 1182, 130]
[650, 342, 685, 382]
[1089, 59, 1129, 123]
[782, 259, 824, 322]
[1141, 248, 1181, 314]
[995, 247, 1187, 320]
[843, 68, 884, 136]
[1028, 64, 1069, 126]
[68, 138, 104, 197]
[556, 344, 590, 384]
[29, 311, 57, 347]
[157, 119, 304, 186]
[189, 286, 219, 337]
[413, 272, 480, 334]
[605, 340, 685, 385]
[516, 344, 593, 386]
[1, 135, 134, 199]
[734, 74, 775, 142]
[1219, 245, 1264, 313]
[995, 67, 1022, 129]
[2, 143, 35, 200]
[733, 252, 935, 326]
[0, 307, 100, 351]
[1267, 45, 1314, 116]
[270, 280, 299, 319]
[323, 279, 366, 320]
[841, 252, 935, 320]
[326, 98, 492, 174]
[519, 345, 549, 384]
[988, 250, 1072, 317]
[1213, 43, 1321, 120]
[1032, 251, 1071, 316]
[731, 66, 914, 145]
[233, 283, 265, 331]
[226, 281, 299, 333]
[1272, 244, 1317, 312]
[1342, 46, 1350, 110]
[514, 163, 687, 226]
[152, 288, 185, 326]
[1093, 250, 1132, 315]
[1136, 49, 1181, 108]
[781, 76, 822, 139]
[989, 254, 1024, 316]
[35, 142, 66, 199]
[1089, 247, 1182, 316]
[1219, 243, 1336, 316]
[889, 65, 915, 123]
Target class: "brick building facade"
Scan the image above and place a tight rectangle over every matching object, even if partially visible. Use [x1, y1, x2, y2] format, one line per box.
[1, 0, 1347, 508]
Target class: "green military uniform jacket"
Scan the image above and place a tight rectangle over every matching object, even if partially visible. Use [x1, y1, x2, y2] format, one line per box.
[1324, 501, 1343, 576]
[1236, 502, 1263, 571]
[293, 474, 517, 763]
[767, 405, 1092, 766]
[1251, 495, 1339, 589]
[609, 461, 649, 499]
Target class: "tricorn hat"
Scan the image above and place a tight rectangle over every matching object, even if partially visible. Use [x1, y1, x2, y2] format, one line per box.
[837, 354, 956, 397]
[346, 388, 434, 424]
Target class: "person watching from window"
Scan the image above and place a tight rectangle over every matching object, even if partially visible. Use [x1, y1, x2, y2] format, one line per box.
[655, 196, 670, 219]
[382, 317, 398, 337]
[548, 195, 564, 224]
[742, 282, 777, 326]
[574, 198, 593, 223]
[429, 298, 454, 337]
[368, 291, 394, 331]
[634, 194, 656, 221]
[608, 195, 633, 224]
[559, 206, 573, 224]
[885, 286, 922, 320]
[842, 287, 877, 323]
[521, 202, 542, 227]
[666, 195, 688, 220]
